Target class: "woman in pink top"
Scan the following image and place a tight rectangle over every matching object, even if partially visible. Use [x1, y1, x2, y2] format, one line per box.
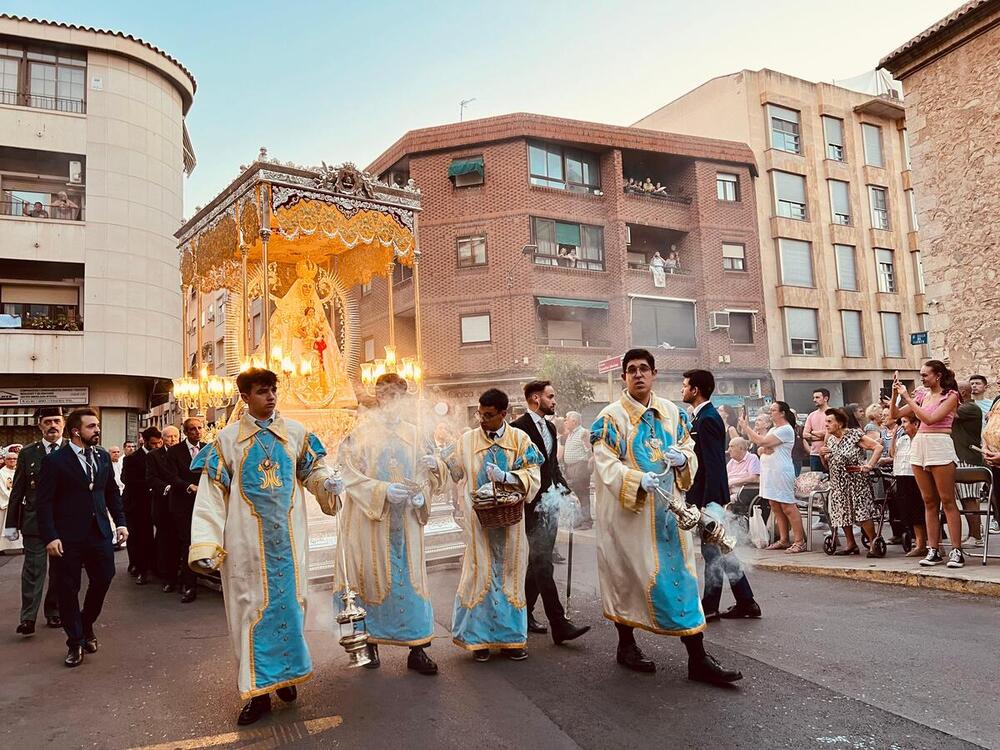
[890, 360, 963, 569]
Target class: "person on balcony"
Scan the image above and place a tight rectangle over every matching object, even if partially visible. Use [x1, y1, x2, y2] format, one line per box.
[557, 245, 577, 268]
[51, 192, 79, 220]
[642, 177, 655, 193]
[649, 251, 667, 288]
[664, 248, 680, 273]
[23, 201, 48, 219]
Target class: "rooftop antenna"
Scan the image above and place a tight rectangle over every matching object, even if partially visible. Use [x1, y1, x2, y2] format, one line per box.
[459, 97, 476, 122]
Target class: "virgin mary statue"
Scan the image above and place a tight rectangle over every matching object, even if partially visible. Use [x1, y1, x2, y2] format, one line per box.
[257, 259, 357, 410]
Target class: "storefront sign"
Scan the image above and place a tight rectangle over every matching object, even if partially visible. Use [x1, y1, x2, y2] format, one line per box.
[0, 387, 89, 406]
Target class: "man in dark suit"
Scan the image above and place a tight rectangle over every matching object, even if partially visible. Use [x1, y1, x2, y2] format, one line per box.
[164, 417, 205, 603]
[121, 426, 162, 585]
[3, 406, 64, 635]
[510, 381, 589, 645]
[37, 407, 127, 667]
[681, 370, 760, 621]
[146, 425, 180, 593]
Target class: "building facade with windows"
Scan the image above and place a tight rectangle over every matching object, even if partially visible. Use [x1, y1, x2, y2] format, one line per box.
[635, 69, 925, 412]
[0, 16, 195, 446]
[365, 113, 770, 413]
[881, 0, 1000, 379]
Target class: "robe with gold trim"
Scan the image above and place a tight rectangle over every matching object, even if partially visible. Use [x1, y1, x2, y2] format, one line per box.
[590, 391, 703, 636]
[188, 412, 338, 699]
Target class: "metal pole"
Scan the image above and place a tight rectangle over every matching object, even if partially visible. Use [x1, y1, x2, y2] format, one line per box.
[260, 184, 272, 360]
[386, 259, 396, 348]
[181, 283, 189, 376]
[195, 288, 204, 417]
[240, 244, 250, 360]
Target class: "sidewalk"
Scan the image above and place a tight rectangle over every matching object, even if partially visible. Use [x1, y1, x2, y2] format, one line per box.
[743, 544, 1000, 597]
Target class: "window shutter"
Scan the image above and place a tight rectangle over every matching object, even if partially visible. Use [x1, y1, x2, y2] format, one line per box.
[786, 307, 818, 339]
[779, 239, 813, 286]
[842, 310, 864, 356]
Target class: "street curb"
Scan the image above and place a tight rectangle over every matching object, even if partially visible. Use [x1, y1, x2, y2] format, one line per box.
[749, 559, 1000, 598]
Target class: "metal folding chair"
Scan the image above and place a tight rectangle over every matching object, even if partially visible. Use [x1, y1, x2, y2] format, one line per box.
[954, 465, 997, 565]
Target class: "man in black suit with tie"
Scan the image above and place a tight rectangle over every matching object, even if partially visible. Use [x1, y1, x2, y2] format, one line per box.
[146, 426, 180, 593]
[681, 370, 760, 621]
[164, 418, 205, 603]
[510, 381, 589, 645]
[121, 426, 162, 585]
[37, 408, 127, 667]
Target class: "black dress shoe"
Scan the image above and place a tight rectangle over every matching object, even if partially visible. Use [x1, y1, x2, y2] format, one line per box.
[181, 587, 197, 604]
[527, 615, 548, 634]
[64, 645, 84, 668]
[504, 647, 528, 660]
[552, 621, 590, 645]
[237, 695, 271, 726]
[616, 643, 656, 673]
[162, 583, 176, 593]
[719, 600, 762, 620]
[135, 573, 149, 586]
[16, 620, 35, 636]
[46, 616, 62, 629]
[688, 653, 743, 686]
[276, 685, 297, 702]
[82, 636, 99, 654]
[472, 649, 490, 662]
[407, 647, 439, 675]
[362, 643, 380, 669]
[704, 610, 721, 623]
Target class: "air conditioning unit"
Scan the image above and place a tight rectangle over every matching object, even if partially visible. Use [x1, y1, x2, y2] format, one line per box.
[68, 161, 83, 184]
[747, 378, 762, 398]
[717, 380, 735, 395]
[709, 311, 731, 331]
[625, 225, 632, 245]
[802, 341, 819, 355]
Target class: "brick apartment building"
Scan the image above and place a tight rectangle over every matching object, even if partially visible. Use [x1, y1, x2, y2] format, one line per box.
[364, 113, 771, 415]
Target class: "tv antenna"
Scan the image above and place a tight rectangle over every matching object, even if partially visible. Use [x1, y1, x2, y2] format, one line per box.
[459, 97, 476, 122]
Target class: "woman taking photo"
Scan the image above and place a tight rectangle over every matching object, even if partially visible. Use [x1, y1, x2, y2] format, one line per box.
[818, 409, 883, 556]
[740, 401, 806, 553]
[890, 360, 964, 568]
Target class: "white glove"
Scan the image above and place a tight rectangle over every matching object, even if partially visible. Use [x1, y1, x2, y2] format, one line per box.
[2, 528, 18, 542]
[324, 476, 345, 495]
[640, 472, 660, 492]
[420, 455, 439, 471]
[410, 493, 426, 509]
[485, 463, 512, 484]
[663, 449, 687, 468]
[387, 483, 410, 505]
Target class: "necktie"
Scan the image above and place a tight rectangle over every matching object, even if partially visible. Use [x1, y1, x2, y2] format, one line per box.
[487, 431, 498, 441]
[190, 443, 198, 459]
[84, 447, 96, 488]
[539, 419, 553, 455]
[47, 443, 55, 454]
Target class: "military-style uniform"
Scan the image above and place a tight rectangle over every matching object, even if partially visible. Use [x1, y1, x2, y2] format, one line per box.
[6, 440, 61, 624]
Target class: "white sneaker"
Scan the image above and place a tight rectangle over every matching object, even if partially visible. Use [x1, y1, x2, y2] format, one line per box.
[990, 519, 999, 534]
[947, 548, 966, 569]
[969, 537, 985, 548]
[919, 548, 943, 566]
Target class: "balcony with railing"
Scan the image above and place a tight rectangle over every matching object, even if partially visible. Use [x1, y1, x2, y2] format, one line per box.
[535, 296, 612, 351]
[625, 224, 692, 294]
[620, 149, 694, 229]
[0, 146, 86, 223]
[0, 260, 84, 333]
[0, 42, 87, 115]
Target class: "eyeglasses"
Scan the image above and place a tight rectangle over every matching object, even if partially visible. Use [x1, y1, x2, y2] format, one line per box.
[625, 365, 653, 376]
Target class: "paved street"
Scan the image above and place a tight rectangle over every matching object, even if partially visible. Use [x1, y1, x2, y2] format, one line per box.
[2, 532, 997, 750]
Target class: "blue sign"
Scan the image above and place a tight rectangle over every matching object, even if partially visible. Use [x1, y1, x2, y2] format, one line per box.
[910, 331, 929, 345]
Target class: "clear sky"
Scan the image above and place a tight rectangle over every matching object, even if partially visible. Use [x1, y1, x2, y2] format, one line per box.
[6, 0, 958, 214]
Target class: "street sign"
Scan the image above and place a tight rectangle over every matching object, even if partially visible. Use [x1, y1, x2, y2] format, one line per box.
[597, 355, 622, 374]
[910, 331, 929, 346]
[0, 387, 89, 406]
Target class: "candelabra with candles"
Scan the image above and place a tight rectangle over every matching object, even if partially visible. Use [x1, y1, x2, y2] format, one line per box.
[240, 345, 315, 379]
[172, 366, 237, 415]
[359, 345, 422, 393]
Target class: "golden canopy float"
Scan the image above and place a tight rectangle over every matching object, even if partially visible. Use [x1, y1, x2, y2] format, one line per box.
[174, 154, 426, 450]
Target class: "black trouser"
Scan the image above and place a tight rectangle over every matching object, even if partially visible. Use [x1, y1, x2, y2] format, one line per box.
[51, 522, 115, 648]
[565, 462, 592, 524]
[20, 533, 60, 623]
[701, 537, 754, 614]
[616, 622, 705, 659]
[153, 494, 180, 584]
[170, 497, 197, 589]
[524, 503, 566, 628]
[124, 492, 156, 575]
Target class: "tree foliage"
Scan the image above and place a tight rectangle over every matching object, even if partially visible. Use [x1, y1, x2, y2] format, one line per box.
[535, 351, 595, 414]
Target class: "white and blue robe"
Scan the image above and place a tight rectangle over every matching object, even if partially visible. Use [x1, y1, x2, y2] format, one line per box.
[590, 391, 703, 636]
[445, 425, 541, 650]
[336, 416, 442, 647]
[188, 412, 338, 699]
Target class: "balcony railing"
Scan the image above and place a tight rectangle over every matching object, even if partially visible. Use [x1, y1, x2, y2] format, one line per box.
[532, 253, 604, 272]
[1, 199, 84, 221]
[539, 337, 612, 349]
[0, 89, 86, 114]
[0, 311, 82, 332]
[623, 183, 692, 205]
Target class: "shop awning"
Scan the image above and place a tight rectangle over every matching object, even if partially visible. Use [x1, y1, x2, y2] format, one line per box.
[536, 297, 609, 310]
[0, 407, 35, 427]
[448, 157, 484, 177]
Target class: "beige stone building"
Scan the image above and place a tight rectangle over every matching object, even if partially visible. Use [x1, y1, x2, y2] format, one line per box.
[0, 16, 195, 446]
[881, 0, 1000, 381]
[635, 69, 926, 412]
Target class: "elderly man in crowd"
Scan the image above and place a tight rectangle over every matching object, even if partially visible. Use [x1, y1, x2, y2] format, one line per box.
[726, 437, 761, 502]
[562, 410, 593, 530]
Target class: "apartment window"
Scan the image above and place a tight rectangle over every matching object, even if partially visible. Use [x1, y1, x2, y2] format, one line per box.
[785, 307, 820, 356]
[216, 293, 227, 325]
[729, 312, 754, 344]
[0, 260, 85, 331]
[460, 313, 491, 344]
[901, 128, 912, 170]
[906, 189, 919, 232]
[457, 235, 487, 267]
[537, 297, 610, 348]
[361, 280, 372, 296]
[912, 250, 925, 293]
[868, 186, 890, 230]
[0, 42, 86, 113]
[841, 310, 864, 357]
[876, 248, 896, 293]
[392, 264, 413, 285]
[767, 104, 801, 154]
[716, 173, 739, 201]
[363, 337, 375, 362]
[862, 123, 884, 167]
[448, 156, 484, 187]
[834, 244, 858, 291]
[881, 312, 903, 357]
[531, 217, 604, 271]
[528, 141, 600, 192]
[822, 116, 845, 161]
[215, 340, 225, 371]
[773, 171, 807, 220]
[778, 238, 813, 287]
[631, 298, 697, 349]
[722, 243, 746, 271]
[829, 180, 851, 225]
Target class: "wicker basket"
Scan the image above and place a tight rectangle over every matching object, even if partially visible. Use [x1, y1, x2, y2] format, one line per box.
[473, 492, 525, 528]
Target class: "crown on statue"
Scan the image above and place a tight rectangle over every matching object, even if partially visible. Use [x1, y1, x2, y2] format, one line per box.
[295, 259, 318, 280]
